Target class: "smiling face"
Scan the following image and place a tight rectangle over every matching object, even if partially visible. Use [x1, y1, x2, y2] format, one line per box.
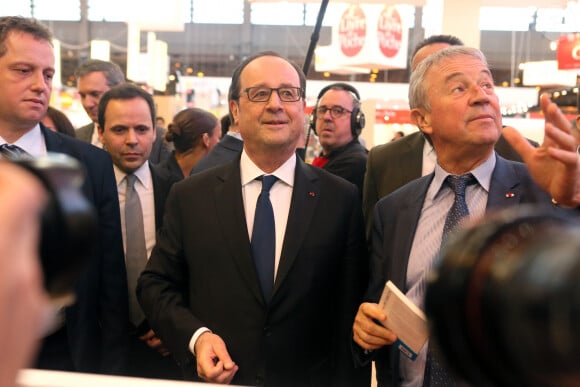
[0, 31, 54, 137]
[412, 53, 502, 167]
[98, 97, 155, 174]
[231, 55, 305, 162]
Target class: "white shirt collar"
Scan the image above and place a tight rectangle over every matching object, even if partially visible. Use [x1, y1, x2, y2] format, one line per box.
[0, 124, 47, 157]
[431, 151, 496, 199]
[240, 149, 295, 188]
[113, 161, 152, 190]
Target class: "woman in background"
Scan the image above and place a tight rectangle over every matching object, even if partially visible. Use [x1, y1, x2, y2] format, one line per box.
[41, 107, 76, 137]
[157, 107, 221, 180]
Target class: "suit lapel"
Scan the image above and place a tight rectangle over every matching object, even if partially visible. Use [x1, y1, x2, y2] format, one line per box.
[391, 176, 432, 289]
[273, 160, 318, 296]
[214, 160, 264, 303]
[486, 156, 521, 210]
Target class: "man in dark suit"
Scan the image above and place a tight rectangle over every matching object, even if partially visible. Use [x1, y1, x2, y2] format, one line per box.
[363, 35, 536, 235]
[74, 59, 170, 164]
[311, 83, 368, 195]
[0, 16, 128, 374]
[352, 47, 555, 386]
[138, 51, 370, 386]
[97, 83, 181, 379]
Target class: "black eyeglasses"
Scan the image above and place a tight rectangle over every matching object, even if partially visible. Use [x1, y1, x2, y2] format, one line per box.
[316, 105, 352, 119]
[242, 87, 303, 102]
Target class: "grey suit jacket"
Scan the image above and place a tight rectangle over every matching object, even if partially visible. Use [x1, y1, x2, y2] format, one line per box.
[360, 155, 554, 387]
[75, 124, 171, 165]
[138, 156, 370, 386]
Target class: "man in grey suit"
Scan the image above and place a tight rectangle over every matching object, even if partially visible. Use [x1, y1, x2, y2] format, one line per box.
[137, 51, 369, 386]
[352, 47, 556, 387]
[75, 59, 170, 164]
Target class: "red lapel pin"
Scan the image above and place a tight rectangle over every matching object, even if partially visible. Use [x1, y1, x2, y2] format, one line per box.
[505, 192, 515, 198]
[308, 191, 316, 197]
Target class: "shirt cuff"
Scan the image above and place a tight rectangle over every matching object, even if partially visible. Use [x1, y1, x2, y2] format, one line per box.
[189, 327, 211, 356]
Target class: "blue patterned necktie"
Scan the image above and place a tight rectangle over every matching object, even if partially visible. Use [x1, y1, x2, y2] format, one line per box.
[251, 175, 278, 301]
[442, 174, 476, 240]
[0, 144, 30, 160]
[125, 174, 147, 326]
[425, 173, 476, 387]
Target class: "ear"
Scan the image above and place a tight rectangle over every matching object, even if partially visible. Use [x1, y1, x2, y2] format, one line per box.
[410, 108, 433, 136]
[201, 132, 210, 148]
[96, 124, 105, 143]
[230, 99, 240, 126]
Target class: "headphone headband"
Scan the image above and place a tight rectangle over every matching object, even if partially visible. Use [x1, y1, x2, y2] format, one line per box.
[310, 82, 365, 137]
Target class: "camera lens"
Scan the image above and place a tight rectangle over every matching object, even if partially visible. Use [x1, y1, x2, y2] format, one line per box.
[14, 153, 97, 304]
[425, 206, 580, 387]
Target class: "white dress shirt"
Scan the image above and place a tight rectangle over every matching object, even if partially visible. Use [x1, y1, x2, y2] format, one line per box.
[0, 124, 47, 157]
[114, 161, 156, 261]
[400, 153, 496, 387]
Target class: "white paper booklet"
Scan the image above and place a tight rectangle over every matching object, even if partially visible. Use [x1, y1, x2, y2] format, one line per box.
[377, 280, 429, 360]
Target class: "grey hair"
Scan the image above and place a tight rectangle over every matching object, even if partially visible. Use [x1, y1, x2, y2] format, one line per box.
[408, 46, 489, 112]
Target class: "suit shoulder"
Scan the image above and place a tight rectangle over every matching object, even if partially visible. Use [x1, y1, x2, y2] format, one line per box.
[368, 131, 423, 161]
[305, 163, 359, 195]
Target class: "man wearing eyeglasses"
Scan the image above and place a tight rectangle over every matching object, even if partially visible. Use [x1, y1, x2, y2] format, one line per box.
[137, 51, 370, 386]
[311, 83, 368, 195]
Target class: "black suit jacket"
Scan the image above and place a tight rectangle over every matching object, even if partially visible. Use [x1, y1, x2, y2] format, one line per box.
[38, 124, 129, 374]
[75, 124, 171, 165]
[322, 139, 367, 195]
[359, 155, 555, 387]
[190, 134, 243, 175]
[138, 156, 370, 386]
[362, 132, 538, 237]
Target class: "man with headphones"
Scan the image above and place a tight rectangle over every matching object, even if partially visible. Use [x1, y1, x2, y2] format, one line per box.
[311, 83, 368, 194]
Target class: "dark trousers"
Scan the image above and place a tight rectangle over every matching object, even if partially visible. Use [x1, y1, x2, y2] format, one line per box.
[124, 331, 183, 380]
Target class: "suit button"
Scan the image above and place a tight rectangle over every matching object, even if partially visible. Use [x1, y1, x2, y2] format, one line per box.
[263, 326, 271, 337]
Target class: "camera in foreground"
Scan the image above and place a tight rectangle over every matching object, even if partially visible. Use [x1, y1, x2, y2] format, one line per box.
[426, 207, 580, 387]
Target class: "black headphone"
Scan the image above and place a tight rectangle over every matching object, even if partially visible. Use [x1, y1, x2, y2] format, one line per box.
[310, 82, 366, 138]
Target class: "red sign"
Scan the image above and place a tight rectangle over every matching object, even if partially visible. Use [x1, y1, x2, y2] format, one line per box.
[377, 6, 403, 58]
[339, 5, 366, 57]
[557, 33, 580, 70]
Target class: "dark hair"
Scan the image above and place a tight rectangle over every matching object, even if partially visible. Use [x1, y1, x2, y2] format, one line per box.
[411, 34, 464, 61]
[227, 51, 306, 122]
[220, 114, 231, 137]
[165, 108, 218, 153]
[0, 16, 52, 57]
[97, 83, 155, 129]
[43, 106, 76, 137]
[74, 59, 125, 87]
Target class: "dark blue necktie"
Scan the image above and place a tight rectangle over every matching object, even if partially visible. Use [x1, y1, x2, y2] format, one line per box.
[425, 173, 476, 387]
[251, 175, 278, 301]
[0, 144, 30, 160]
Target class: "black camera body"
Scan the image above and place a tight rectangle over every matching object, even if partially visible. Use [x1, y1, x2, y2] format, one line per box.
[426, 207, 580, 387]
[12, 154, 97, 304]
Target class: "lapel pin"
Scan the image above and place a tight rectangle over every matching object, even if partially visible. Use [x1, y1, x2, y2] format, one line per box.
[308, 191, 316, 197]
[505, 192, 515, 198]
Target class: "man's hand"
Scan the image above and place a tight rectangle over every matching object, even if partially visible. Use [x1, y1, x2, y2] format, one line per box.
[195, 332, 238, 384]
[139, 329, 170, 357]
[503, 93, 580, 207]
[353, 302, 398, 351]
